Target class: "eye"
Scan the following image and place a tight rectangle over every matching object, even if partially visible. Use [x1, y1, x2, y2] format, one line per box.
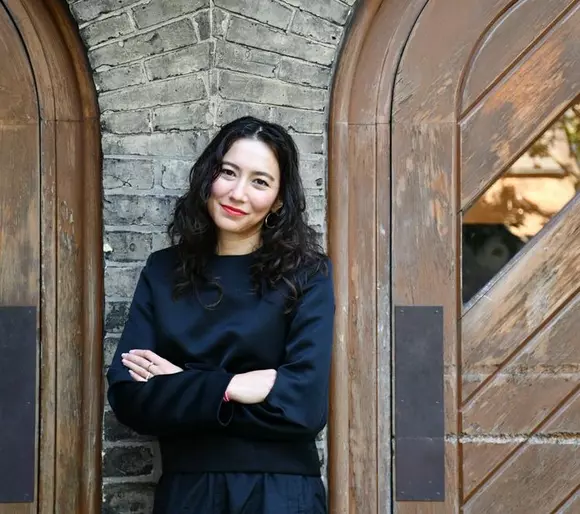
[253, 178, 270, 188]
[220, 168, 236, 177]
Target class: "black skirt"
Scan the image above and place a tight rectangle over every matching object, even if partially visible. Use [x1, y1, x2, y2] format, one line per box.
[152, 472, 327, 514]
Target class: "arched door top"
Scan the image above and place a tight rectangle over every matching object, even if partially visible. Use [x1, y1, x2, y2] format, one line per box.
[1, 1, 102, 513]
[329, 0, 580, 512]
[5, 0, 98, 121]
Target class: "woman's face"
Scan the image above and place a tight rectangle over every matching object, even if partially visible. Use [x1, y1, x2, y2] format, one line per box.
[208, 138, 281, 243]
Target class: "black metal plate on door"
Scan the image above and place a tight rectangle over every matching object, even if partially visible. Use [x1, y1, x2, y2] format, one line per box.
[0, 306, 37, 503]
[394, 306, 444, 502]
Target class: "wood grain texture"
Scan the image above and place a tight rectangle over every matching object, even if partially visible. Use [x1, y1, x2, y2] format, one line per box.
[390, 121, 459, 441]
[327, 121, 351, 514]
[38, 120, 57, 514]
[558, 489, 580, 514]
[328, 0, 424, 511]
[460, 3, 580, 208]
[462, 442, 519, 498]
[0, 4, 36, 122]
[392, 0, 514, 124]
[329, 0, 382, 125]
[347, 125, 378, 514]
[79, 118, 103, 514]
[331, 0, 580, 512]
[0, 6, 39, 511]
[390, 119, 459, 513]
[462, 196, 580, 398]
[0, 88, 39, 514]
[348, 0, 414, 124]
[464, 444, 580, 514]
[461, 0, 576, 112]
[376, 121, 392, 512]
[375, 0, 429, 125]
[0, 125, 40, 307]
[54, 122, 84, 513]
[542, 386, 580, 434]
[391, 0, 580, 511]
[1, 1, 102, 513]
[329, 0, 437, 511]
[463, 290, 580, 440]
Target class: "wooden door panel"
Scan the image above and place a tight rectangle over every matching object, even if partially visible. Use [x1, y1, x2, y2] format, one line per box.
[463, 376, 576, 435]
[560, 492, 580, 513]
[460, 3, 580, 208]
[0, 125, 39, 514]
[462, 305, 580, 454]
[0, 2, 35, 122]
[0, 2, 102, 513]
[391, 122, 460, 442]
[462, 196, 580, 400]
[544, 392, 580, 433]
[391, 118, 459, 514]
[463, 444, 580, 513]
[461, 0, 577, 111]
[392, 0, 514, 123]
[53, 122, 85, 513]
[346, 124, 379, 514]
[0, 106, 39, 514]
[462, 442, 520, 499]
[0, 126, 40, 303]
[37, 120, 56, 514]
[391, 0, 580, 511]
[0, 1, 39, 512]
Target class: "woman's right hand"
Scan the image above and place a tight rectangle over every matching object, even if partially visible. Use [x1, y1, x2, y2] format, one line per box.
[226, 369, 277, 404]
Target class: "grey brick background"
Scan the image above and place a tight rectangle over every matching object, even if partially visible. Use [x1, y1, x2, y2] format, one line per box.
[65, 0, 358, 510]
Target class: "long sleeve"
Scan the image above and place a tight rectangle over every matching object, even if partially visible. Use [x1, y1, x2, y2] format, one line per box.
[106, 255, 233, 437]
[221, 261, 335, 440]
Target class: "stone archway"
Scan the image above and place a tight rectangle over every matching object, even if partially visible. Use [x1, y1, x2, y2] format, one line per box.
[0, 0, 102, 512]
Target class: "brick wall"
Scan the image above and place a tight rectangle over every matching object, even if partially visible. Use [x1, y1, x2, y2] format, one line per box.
[65, 0, 357, 510]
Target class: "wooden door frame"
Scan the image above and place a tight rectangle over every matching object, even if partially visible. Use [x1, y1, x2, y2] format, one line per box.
[327, 0, 428, 511]
[329, 0, 580, 511]
[3, 0, 102, 512]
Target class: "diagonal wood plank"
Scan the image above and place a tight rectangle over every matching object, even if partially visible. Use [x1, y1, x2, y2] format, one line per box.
[462, 292, 580, 496]
[462, 193, 580, 402]
[460, 3, 580, 209]
[463, 384, 580, 508]
[464, 443, 580, 513]
[461, 0, 578, 114]
[463, 291, 580, 414]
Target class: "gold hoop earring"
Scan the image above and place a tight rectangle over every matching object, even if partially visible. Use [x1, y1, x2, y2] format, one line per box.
[264, 212, 276, 229]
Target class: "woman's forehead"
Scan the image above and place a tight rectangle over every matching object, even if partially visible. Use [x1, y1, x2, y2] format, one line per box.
[223, 139, 280, 177]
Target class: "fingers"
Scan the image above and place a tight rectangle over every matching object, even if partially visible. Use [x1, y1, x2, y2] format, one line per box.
[122, 356, 151, 379]
[129, 349, 164, 365]
[122, 352, 154, 371]
[127, 350, 184, 375]
[129, 370, 147, 382]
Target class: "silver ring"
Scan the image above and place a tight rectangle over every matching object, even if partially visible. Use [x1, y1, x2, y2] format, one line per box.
[147, 362, 154, 372]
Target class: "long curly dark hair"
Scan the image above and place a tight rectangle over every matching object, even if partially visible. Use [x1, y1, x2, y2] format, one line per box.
[168, 116, 327, 305]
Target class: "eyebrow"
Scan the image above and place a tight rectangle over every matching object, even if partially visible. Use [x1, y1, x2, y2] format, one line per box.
[222, 160, 276, 182]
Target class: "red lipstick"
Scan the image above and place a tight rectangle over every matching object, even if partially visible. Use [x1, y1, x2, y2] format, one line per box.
[221, 204, 247, 216]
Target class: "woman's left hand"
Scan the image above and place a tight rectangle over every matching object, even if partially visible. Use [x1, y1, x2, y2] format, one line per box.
[121, 349, 183, 382]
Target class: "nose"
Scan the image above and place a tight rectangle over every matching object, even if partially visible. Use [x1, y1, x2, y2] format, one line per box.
[229, 178, 247, 202]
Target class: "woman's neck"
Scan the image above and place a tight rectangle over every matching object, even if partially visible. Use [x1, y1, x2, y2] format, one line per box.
[216, 232, 260, 256]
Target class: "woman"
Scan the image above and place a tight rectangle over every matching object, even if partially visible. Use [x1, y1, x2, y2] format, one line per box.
[106, 116, 335, 513]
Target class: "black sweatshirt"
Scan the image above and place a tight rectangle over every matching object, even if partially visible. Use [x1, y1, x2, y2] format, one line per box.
[106, 247, 335, 476]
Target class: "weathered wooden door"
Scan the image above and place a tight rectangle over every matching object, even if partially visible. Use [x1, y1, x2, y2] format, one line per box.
[391, 1, 580, 512]
[0, 1, 40, 511]
[0, 0, 102, 513]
